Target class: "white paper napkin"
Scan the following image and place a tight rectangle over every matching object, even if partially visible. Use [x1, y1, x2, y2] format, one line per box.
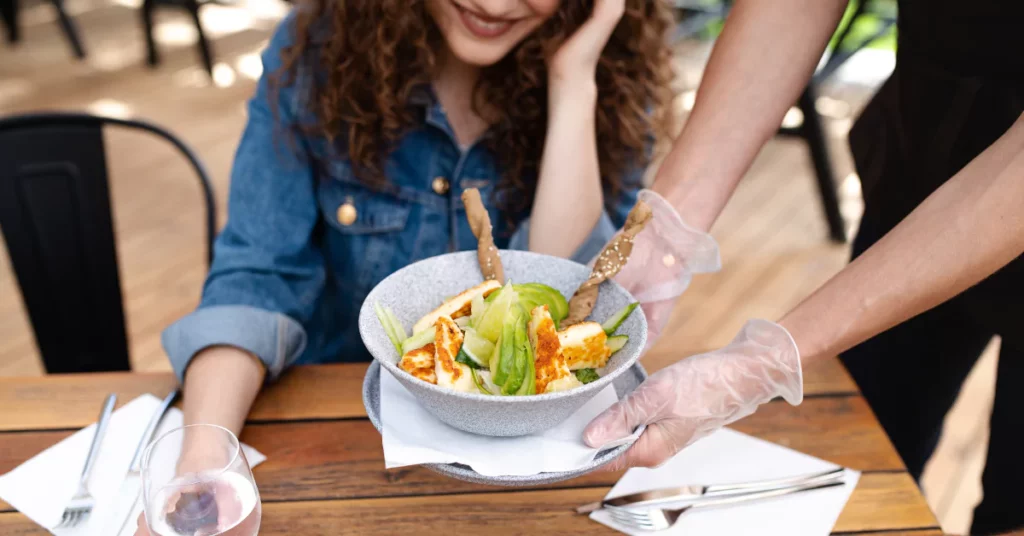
[591, 428, 860, 535]
[380, 369, 639, 477]
[0, 394, 266, 536]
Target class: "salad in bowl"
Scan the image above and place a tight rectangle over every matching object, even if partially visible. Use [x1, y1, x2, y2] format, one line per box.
[374, 279, 638, 397]
[357, 188, 652, 437]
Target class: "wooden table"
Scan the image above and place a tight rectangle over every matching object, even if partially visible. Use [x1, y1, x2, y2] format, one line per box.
[0, 359, 942, 535]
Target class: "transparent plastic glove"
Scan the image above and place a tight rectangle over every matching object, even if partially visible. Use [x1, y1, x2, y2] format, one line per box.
[583, 319, 803, 471]
[598, 189, 721, 348]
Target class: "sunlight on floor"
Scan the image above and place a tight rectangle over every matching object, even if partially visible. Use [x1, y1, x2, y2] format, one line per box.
[86, 98, 134, 119]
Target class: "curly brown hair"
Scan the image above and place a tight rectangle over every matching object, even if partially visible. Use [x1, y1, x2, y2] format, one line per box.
[275, 0, 676, 224]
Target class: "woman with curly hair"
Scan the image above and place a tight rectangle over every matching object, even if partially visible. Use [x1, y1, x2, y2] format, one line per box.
[147, 0, 675, 496]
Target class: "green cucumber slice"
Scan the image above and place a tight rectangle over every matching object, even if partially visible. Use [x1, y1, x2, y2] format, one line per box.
[461, 329, 495, 367]
[471, 369, 494, 395]
[374, 302, 406, 353]
[606, 334, 629, 353]
[601, 303, 639, 335]
[400, 327, 434, 355]
[455, 346, 485, 370]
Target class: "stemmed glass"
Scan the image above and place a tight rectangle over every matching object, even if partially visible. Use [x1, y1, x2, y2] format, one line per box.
[141, 424, 261, 536]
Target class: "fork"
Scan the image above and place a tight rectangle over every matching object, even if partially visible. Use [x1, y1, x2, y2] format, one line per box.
[604, 479, 846, 532]
[55, 393, 117, 529]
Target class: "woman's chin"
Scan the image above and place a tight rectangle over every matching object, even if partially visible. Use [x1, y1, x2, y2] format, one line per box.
[444, 39, 515, 67]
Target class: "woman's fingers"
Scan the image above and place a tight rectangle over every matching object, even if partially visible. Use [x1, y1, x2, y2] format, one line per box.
[550, 0, 626, 74]
[134, 512, 150, 536]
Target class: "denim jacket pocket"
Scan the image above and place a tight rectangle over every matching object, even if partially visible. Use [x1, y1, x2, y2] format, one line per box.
[317, 162, 417, 295]
[317, 162, 412, 235]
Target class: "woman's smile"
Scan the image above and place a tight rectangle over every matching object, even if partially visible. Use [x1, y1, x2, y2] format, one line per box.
[451, 1, 524, 39]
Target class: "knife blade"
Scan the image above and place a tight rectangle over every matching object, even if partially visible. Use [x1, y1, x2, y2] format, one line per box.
[574, 466, 845, 514]
[101, 389, 180, 536]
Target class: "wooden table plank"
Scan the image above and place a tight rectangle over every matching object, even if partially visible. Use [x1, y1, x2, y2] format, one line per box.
[0, 364, 368, 431]
[0, 474, 940, 535]
[0, 359, 856, 432]
[0, 397, 905, 514]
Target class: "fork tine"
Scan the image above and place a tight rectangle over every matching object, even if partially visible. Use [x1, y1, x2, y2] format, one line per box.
[605, 505, 655, 519]
[606, 512, 655, 528]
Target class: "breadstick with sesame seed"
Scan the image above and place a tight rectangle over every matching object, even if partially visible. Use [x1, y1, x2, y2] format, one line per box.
[564, 200, 652, 326]
[462, 188, 505, 284]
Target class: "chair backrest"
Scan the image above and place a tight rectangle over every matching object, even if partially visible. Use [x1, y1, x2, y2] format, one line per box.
[0, 112, 215, 373]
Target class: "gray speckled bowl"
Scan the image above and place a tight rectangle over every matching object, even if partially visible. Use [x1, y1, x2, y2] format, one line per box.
[357, 250, 647, 437]
[362, 360, 648, 486]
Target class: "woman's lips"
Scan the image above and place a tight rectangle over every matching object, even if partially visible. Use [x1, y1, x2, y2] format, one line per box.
[453, 1, 518, 39]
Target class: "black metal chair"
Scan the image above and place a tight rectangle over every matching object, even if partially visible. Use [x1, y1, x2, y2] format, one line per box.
[674, 0, 897, 243]
[141, 0, 216, 78]
[0, 113, 216, 373]
[1, 0, 87, 59]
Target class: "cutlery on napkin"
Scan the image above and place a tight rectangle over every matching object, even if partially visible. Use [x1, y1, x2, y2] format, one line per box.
[0, 394, 266, 536]
[590, 428, 861, 535]
[379, 368, 636, 477]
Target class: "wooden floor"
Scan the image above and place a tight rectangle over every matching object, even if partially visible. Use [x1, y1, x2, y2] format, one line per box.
[0, 2, 996, 534]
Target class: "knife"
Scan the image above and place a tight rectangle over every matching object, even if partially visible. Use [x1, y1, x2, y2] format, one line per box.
[101, 389, 180, 536]
[574, 466, 845, 514]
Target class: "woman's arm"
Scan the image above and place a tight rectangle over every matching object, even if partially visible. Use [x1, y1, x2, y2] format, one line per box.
[781, 114, 1024, 364]
[528, 0, 626, 258]
[162, 14, 323, 435]
[529, 84, 605, 258]
[181, 347, 265, 436]
[650, 0, 848, 232]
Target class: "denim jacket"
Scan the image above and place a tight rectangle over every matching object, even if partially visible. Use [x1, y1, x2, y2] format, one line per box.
[161, 12, 641, 382]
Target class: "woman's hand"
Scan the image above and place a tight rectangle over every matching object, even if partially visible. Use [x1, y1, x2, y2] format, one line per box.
[548, 0, 625, 94]
[132, 476, 247, 536]
[134, 513, 150, 536]
[583, 320, 803, 470]
[530, 0, 626, 257]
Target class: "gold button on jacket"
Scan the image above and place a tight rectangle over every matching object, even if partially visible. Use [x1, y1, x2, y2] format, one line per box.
[431, 176, 450, 195]
[337, 203, 357, 226]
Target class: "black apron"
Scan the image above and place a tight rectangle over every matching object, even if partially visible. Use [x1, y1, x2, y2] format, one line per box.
[842, 2, 1024, 533]
[848, 0, 1024, 336]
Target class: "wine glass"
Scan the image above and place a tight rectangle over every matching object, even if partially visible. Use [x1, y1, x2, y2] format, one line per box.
[141, 424, 261, 536]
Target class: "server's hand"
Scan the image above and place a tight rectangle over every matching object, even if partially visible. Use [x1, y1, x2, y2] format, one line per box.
[584, 320, 803, 470]
[606, 189, 720, 348]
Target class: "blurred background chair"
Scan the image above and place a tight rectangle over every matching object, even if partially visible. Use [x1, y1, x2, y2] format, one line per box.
[674, 0, 896, 243]
[0, 112, 215, 373]
[0, 0, 87, 58]
[141, 0, 216, 77]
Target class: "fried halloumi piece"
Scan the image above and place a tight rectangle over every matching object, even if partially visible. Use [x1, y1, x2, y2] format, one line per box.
[399, 343, 437, 384]
[434, 315, 475, 392]
[559, 322, 612, 371]
[544, 373, 584, 393]
[529, 305, 574, 394]
[412, 280, 502, 334]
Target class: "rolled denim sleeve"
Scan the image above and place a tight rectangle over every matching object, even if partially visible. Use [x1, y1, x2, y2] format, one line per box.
[162, 14, 323, 383]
